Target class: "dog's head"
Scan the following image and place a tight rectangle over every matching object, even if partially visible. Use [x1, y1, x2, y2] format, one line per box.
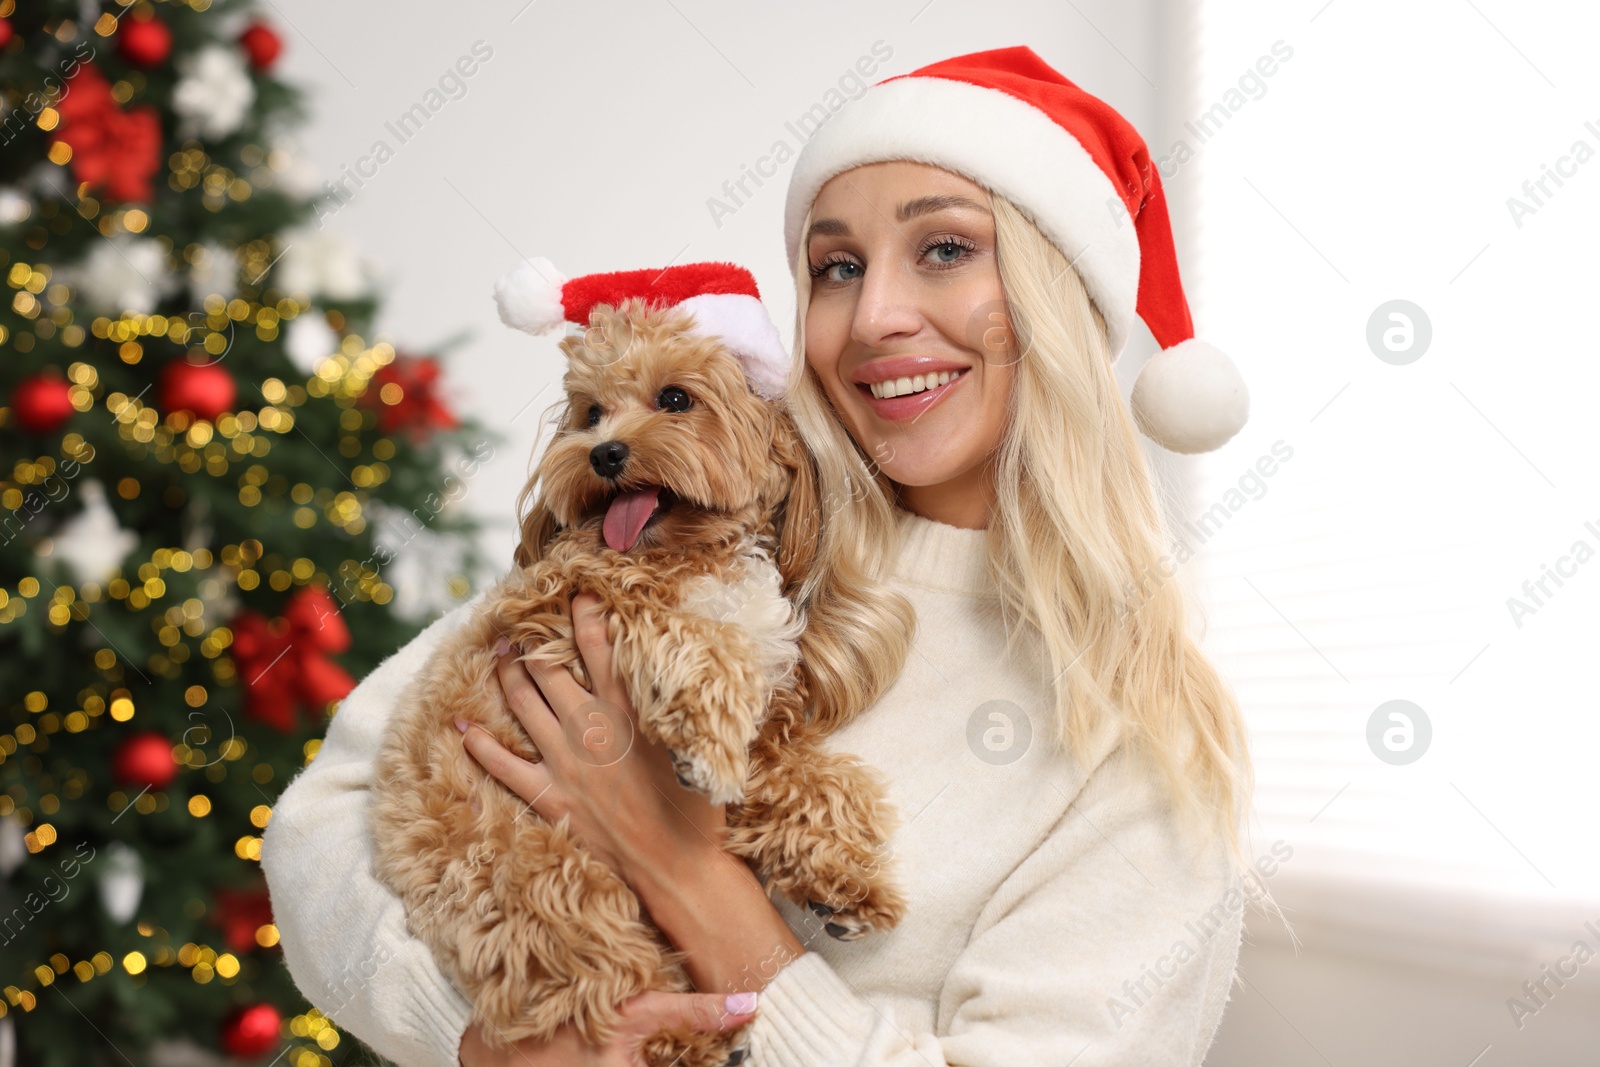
[514, 298, 818, 590]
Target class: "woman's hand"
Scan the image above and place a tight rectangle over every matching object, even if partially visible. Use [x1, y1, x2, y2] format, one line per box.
[459, 592, 728, 887]
[456, 989, 758, 1066]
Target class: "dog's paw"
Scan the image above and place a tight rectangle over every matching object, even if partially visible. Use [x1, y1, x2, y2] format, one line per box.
[666, 747, 745, 806]
[662, 751, 694, 793]
[804, 887, 903, 941]
[805, 899, 852, 940]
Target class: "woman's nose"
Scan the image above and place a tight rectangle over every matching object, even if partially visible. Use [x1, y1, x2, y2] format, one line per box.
[849, 258, 923, 349]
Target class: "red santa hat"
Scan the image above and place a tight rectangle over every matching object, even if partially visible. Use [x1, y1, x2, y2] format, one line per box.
[494, 258, 790, 399]
[784, 45, 1249, 454]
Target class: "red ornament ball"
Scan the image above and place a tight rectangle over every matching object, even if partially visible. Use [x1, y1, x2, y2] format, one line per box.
[220, 1003, 282, 1058]
[0, 19, 14, 49]
[237, 22, 283, 70]
[112, 732, 178, 790]
[158, 360, 236, 421]
[117, 14, 172, 68]
[211, 886, 275, 955]
[10, 373, 77, 434]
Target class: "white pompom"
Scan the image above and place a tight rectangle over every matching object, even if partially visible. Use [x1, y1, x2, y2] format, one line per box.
[1129, 338, 1249, 454]
[494, 257, 568, 334]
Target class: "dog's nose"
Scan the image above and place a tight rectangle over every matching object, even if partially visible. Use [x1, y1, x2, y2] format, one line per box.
[589, 440, 629, 478]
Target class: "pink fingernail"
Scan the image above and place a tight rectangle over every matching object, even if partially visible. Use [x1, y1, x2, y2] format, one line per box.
[494, 636, 510, 657]
[724, 992, 758, 1016]
[454, 717, 470, 734]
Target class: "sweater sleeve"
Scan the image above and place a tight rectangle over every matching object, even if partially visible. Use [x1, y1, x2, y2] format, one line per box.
[261, 592, 488, 1067]
[745, 747, 1246, 1066]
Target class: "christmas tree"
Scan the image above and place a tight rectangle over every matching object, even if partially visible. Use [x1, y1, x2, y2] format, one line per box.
[0, 1, 497, 1064]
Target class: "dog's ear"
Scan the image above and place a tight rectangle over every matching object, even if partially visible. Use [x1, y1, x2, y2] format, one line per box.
[512, 491, 561, 570]
[766, 408, 821, 600]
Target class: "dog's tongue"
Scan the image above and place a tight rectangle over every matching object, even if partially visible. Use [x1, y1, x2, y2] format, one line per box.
[603, 487, 661, 552]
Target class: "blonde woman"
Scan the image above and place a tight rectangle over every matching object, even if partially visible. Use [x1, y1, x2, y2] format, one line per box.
[263, 45, 1264, 1067]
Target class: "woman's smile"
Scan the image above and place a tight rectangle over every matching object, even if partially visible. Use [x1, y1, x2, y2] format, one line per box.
[848, 353, 973, 421]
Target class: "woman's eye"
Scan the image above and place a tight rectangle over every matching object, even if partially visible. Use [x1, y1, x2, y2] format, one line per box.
[922, 238, 975, 268]
[656, 386, 692, 412]
[809, 258, 860, 284]
[586, 404, 601, 426]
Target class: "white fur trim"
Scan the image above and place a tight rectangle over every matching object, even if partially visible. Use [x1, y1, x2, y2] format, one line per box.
[493, 257, 568, 334]
[1129, 338, 1249, 454]
[675, 293, 792, 399]
[784, 77, 1141, 355]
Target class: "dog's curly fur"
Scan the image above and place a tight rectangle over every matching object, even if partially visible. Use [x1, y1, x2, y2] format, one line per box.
[369, 299, 907, 1065]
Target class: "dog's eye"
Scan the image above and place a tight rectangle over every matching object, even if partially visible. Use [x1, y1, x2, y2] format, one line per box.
[656, 386, 692, 413]
[585, 404, 602, 426]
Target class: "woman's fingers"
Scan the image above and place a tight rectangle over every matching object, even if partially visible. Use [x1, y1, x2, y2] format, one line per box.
[568, 592, 627, 707]
[618, 990, 759, 1039]
[494, 636, 560, 730]
[457, 717, 554, 815]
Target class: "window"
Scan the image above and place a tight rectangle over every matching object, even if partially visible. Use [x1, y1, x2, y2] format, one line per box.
[1173, 0, 1599, 963]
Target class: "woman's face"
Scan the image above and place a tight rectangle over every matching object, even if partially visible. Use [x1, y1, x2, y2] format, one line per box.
[803, 161, 1016, 527]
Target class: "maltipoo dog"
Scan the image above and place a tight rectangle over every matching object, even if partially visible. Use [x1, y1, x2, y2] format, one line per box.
[369, 266, 906, 1066]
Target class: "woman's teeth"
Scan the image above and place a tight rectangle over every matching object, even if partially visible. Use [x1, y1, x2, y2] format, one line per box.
[868, 369, 965, 399]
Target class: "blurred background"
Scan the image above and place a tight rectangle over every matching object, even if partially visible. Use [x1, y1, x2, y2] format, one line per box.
[1, 0, 1596, 1064]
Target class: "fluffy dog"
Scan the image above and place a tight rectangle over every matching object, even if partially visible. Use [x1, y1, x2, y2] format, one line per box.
[369, 296, 907, 1066]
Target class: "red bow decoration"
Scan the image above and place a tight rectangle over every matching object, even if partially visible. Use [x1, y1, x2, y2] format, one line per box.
[230, 586, 356, 732]
[359, 353, 459, 440]
[51, 61, 163, 203]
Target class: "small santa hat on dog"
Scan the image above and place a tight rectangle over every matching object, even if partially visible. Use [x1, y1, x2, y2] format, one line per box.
[784, 45, 1249, 454]
[494, 258, 791, 400]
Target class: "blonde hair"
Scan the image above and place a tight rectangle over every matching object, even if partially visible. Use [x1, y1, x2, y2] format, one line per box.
[787, 186, 1264, 889]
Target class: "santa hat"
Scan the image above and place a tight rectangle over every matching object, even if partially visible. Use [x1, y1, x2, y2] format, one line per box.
[784, 46, 1249, 454]
[494, 258, 790, 399]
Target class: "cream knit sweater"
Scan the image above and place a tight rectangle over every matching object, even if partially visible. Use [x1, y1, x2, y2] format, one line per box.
[262, 505, 1244, 1066]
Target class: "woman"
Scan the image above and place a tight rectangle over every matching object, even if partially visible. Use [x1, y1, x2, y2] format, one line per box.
[262, 46, 1261, 1066]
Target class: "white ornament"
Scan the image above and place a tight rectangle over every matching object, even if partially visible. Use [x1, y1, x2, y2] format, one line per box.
[66, 235, 176, 315]
[264, 134, 323, 200]
[96, 841, 145, 924]
[0, 814, 25, 880]
[0, 187, 31, 225]
[172, 45, 256, 141]
[274, 226, 370, 301]
[195, 568, 241, 623]
[367, 499, 470, 624]
[50, 480, 139, 585]
[284, 312, 339, 374]
[187, 241, 239, 304]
